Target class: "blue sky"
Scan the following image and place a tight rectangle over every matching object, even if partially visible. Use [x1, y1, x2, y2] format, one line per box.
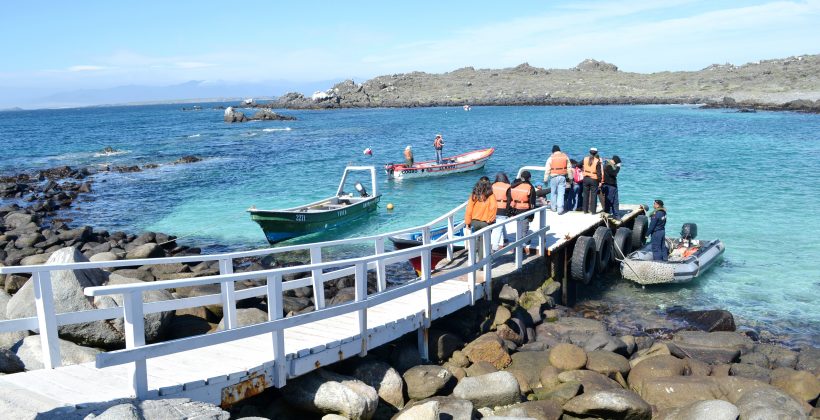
[1, 0, 818, 95]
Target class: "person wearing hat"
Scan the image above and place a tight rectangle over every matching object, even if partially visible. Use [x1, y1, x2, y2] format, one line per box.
[433, 134, 445, 164]
[646, 199, 668, 261]
[581, 148, 603, 214]
[544, 145, 570, 214]
[403, 145, 414, 167]
[603, 155, 622, 217]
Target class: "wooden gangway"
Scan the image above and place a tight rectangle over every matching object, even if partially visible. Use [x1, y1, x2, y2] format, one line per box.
[0, 178, 643, 415]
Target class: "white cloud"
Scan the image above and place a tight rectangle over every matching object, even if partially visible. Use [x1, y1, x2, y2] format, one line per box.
[66, 65, 108, 72]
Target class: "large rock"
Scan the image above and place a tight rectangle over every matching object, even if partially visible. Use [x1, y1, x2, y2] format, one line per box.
[562, 389, 651, 420]
[666, 341, 740, 364]
[403, 396, 475, 420]
[216, 307, 268, 330]
[12, 335, 100, 370]
[735, 387, 808, 419]
[669, 331, 752, 363]
[628, 355, 686, 393]
[658, 399, 739, 420]
[351, 360, 404, 410]
[283, 369, 378, 419]
[506, 349, 551, 388]
[96, 273, 175, 342]
[638, 376, 723, 411]
[586, 350, 631, 376]
[428, 330, 463, 363]
[535, 317, 606, 343]
[452, 371, 521, 408]
[462, 333, 511, 369]
[629, 343, 671, 368]
[0, 289, 28, 350]
[0, 348, 25, 373]
[6, 247, 124, 348]
[393, 400, 438, 420]
[669, 309, 735, 332]
[403, 365, 454, 400]
[493, 400, 563, 420]
[729, 362, 771, 382]
[224, 107, 248, 123]
[796, 346, 820, 374]
[557, 370, 622, 392]
[769, 367, 820, 403]
[754, 343, 798, 369]
[532, 381, 581, 405]
[125, 243, 165, 260]
[548, 343, 587, 371]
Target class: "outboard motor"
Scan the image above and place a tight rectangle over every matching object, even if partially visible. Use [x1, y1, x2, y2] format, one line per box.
[354, 182, 369, 197]
[681, 223, 698, 240]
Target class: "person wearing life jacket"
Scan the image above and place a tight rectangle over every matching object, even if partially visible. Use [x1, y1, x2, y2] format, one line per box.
[403, 145, 414, 167]
[565, 159, 583, 211]
[581, 147, 603, 214]
[490, 172, 511, 250]
[603, 155, 622, 218]
[433, 134, 445, 164]
[544, 145, 570, 215]
[506, 170, 536, 254]
[647, 199, 668, 261]
[465, 176, 497, 261]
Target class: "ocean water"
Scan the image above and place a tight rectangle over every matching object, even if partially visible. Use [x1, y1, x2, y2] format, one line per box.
[1, 104, 818, 345]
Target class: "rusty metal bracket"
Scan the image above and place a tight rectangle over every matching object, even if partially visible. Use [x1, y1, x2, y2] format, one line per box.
[221, 374, 268, 408]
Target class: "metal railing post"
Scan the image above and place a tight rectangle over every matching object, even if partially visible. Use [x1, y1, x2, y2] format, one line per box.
[482, 229, 493, 298]
[374, 238, 386, 292]
[515, 218, 524, 269]
[122, 291, 148, 398]
[467, 236, 477, 304]
[538, 207, 547, 256]
[218, 258, 237, 329]
[310, 247, 326, 309]
[32, 271, 61, 369]
[266, 273, 286, 387]
[354, 262, 368, 356]
[446, 215, 455, 260]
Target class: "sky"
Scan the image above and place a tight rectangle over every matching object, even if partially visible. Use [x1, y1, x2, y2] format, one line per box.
[0, 0, 818, 105]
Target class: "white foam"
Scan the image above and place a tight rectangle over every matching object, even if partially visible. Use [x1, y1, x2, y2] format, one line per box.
[188, 134, 202, 138]
[92, 150, 130, 157]
[262, 127, 292, 132]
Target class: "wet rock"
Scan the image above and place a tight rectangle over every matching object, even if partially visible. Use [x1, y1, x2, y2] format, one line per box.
[735, 387, 807, 419]
[224, 107, 248, 123]
[658, 399, 739, 420]
[666, 341, 740, 364]
[796, 346, 820, 374]
[428, 329, 463, 363]
[466, 360, 498, 377]
[729, 363, 771, 382]
[453, 371, 521, 408]
[549, 343, 587, 371]
[493, 399, 563, 420]
[531, 381, 581, 404]
[535, 317, 605, 343]
[351, 360, 404, 410]
[463, 332, 511, 369]
[12, 335, 100, 370]
[562, 389, 651, 420]
[638, 376, 723, 411]
[629, 342, 670, 367]
[628, 355, 686, 393]
[283, 369, 378, 419]
[173, 155, 203, 165]
[558, 370, 622, 392]
[668, 308, 736, 332]
[403, 365, 455, 400]
[586, 350, 631, 376]
[506, 350, 551, 388]
[768, 367, 820, 403]
[250, 109, 297, 121]
[125, 243, 166, 260]
[579, 331, 628, 355]
[672, 331, 754, 353]
[754, 343, 798, 369]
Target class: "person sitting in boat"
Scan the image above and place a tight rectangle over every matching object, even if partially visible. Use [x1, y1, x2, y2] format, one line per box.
[403, 145, 414, 167]
[433, 134, 444, 164]
[490, 172, 511, 251]
[647, 199, 668, 261]
[465, 176, 497, 261]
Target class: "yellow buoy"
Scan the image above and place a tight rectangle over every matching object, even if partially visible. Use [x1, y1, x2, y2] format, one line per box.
[386, 203, 394, 210]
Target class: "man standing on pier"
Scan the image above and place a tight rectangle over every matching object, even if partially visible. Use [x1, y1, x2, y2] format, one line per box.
[581, 147, 603, 214]
[603, 155, 621, 217]
[544, 145, 570, 214]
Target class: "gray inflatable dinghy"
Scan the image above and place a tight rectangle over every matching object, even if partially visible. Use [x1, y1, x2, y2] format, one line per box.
[620, 223, 725, 285]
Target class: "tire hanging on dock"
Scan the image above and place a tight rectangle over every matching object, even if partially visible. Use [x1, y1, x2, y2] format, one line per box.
[631, 215, 648, 249]
[613, 227, 633, 260]
[571, 236, 597, 284]
[592, 227, 613, 273]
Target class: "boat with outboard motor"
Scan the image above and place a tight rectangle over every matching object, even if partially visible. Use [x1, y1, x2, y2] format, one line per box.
[620, 222, 725, 285]
[389, 225, 467, 273]
[248, 166, 380, 244]
[384, 148, 494, 180]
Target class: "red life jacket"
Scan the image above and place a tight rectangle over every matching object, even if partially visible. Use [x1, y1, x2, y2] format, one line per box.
[492, 182, 510, 209]
[509, 183, 533, 210]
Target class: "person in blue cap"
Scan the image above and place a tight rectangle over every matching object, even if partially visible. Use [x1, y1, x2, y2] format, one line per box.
[647, 199, 668, 261]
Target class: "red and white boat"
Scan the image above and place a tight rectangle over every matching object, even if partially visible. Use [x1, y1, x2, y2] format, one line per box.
[384, 148, 495, 180]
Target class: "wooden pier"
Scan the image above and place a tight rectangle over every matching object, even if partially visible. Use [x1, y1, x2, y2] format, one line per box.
[0, 195, 644, 416]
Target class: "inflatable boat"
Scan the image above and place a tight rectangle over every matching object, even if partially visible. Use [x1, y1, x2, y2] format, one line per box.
[620, 223, 725, 285]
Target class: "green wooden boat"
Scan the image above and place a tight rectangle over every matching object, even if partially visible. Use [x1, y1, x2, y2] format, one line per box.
[248, 166, 381, 244]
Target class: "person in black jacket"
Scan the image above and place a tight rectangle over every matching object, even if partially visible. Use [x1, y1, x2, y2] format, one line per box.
[603, 155, 621, 218]
[647, 199, 668, 261]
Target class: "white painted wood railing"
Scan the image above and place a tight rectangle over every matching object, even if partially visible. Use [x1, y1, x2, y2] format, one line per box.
[0, 203, 549, 398]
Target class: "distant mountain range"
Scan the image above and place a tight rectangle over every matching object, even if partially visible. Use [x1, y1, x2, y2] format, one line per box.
[0, 79, 343, 110]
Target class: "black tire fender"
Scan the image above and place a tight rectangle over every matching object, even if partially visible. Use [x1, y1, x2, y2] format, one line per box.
[571, 236, 597, 284]
[592, 226, 613, 272]
[613, 227, 632, 260]
[631, 215, 648, 249]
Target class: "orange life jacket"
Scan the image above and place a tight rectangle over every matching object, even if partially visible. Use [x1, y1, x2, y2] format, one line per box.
[583, 156, 601, 180]
[492, 182, 510, 209]
[403, 149, 413, 160]
[550, 152, 568, 175]
[433, 137, 443, 148]
[509, 183, 533, 210]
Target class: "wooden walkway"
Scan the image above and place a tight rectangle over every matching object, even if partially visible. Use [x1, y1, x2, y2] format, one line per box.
[0, 201, 644, 415]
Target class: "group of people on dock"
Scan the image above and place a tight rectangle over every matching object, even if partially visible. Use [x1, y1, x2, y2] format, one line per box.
[545, 145, 622, 216]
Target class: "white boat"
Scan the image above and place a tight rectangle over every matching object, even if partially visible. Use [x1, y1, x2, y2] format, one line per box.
[384, 148, 494, 180]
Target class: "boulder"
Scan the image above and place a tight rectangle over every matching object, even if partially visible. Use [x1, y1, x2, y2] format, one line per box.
[403, 365, 455, 400]
[536, 317, 605, 343]
[351, 360, 404, 410]
[393, 400, 438, 420]
[666, 341, 740, 364]
[466, 360, 498, 377]
[586, 350, 631, 376]
[506, 349, 551, 388]
[4, 212, 34, 230]
[539, 365, 561, 390]
[796, 346, 820, 374]
[428, 330, 463, 363]
[557, 370, 622, 392]
[729, 363, 771, 383]
[628, 355, 686, 393]
[111, 268, 155, 282]
[562, 389, 651, 420]
[0, 348, 25, 373]
[629, 343, 671, 368]
[125, 243, 165, 260]
[754, 343, 798, 369]
[224, 107, 248, 123]
[452, 371, 521, 409]
[492, 306, 511, 328]
[6, 247, 123, 348]
[493, 400, 563, 420]
[463, 332, 511, 369]
[498, 284, 519, 305]
[12, 335, 100, 370]
[216, 307, 268, 330]
[669, 309, 736, 332]
[639, 376, 723, 411]
[90, 251, 119, 262]
[672, 331, 753, 354]
[403, 396, 474, 420]
[769, 367, 820, 403]
[548, 343, 587, 371]
[283, 369, 378, 419]
[735, 387, 808, 419]
[531, 381, 581, 405]
[580, 332, 628, 355]
[3, 274, 29, 294]
[658, 399, 739, 420]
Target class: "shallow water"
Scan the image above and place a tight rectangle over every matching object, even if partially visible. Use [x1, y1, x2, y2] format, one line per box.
[2, 104, 818, 346]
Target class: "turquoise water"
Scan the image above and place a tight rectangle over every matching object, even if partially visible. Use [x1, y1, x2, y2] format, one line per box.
[1, 104, 818, 345]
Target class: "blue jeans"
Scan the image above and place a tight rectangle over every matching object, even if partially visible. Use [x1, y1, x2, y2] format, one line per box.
[603, 184, 619, 216]
[571, 183, 582, 210]
[651, 230, 668, 261]
[491, 215, 508, 249]
[548, 175, 566, 213]
[435, 149, 443, 164]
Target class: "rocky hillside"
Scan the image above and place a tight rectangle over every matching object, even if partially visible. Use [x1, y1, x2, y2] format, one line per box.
[267, 55, 820, 112]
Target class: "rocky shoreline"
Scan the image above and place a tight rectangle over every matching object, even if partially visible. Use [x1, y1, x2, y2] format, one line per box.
[1, 162, 818, 419]
[236, 55, 820, 114]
